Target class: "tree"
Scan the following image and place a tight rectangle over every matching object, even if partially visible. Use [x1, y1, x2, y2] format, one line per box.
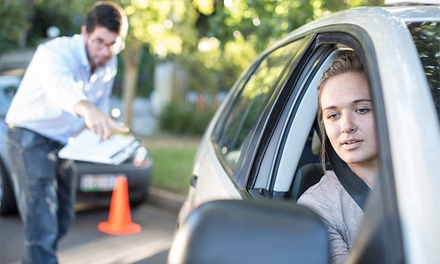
[118, 0, 199, 127]
[0, 0, 97, 52]
[189, 0, 384, 94]
[206, 0, 383, 54]
[1, 0, 385, 129]
[0, 0, 30, 50]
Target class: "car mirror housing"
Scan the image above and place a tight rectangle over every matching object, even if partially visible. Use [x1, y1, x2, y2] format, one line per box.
[168, 199, 330, 264]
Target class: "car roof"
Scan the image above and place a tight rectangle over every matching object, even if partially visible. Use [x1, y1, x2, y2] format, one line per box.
[285, 5, 439, 39]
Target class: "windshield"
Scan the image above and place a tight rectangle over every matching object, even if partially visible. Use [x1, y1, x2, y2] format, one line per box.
[407, 21, 440, 121]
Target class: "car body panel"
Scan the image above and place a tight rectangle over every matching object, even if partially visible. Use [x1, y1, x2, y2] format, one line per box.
[194, 141, 242, 201]
[0, 75, 22, 213]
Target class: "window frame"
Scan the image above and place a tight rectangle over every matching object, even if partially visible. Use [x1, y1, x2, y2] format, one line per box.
[211, 36, 311, 187]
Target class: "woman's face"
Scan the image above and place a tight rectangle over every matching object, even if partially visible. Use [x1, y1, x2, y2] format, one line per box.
[321, 72, 378, 168]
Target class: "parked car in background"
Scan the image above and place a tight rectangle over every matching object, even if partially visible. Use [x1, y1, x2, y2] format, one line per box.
[171, 4, 439, 264]
[0, 70, 153, 215]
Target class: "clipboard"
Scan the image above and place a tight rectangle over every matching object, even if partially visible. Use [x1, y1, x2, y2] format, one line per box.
[58, 129, 139, 165]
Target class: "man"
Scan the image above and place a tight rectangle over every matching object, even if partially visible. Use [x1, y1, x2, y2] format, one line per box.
[6, 2, 129, 263]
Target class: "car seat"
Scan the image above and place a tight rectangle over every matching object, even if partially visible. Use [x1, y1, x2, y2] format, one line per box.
[290, 163, 324, 201]
[289, 131, 325, 201]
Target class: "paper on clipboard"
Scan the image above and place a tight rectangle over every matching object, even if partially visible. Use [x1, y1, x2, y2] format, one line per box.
[58, 129, 137, 165]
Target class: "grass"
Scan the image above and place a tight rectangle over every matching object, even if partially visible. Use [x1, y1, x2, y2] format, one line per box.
[140, 134, 200, 195]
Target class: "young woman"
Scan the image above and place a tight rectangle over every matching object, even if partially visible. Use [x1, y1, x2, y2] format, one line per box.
[298, 51, 378, 264]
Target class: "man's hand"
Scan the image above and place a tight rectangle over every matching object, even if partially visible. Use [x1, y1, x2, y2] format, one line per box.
[74, 100, 129, 140]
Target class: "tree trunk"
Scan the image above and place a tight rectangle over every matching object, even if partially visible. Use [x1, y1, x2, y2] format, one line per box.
[121, 44, 143, 130]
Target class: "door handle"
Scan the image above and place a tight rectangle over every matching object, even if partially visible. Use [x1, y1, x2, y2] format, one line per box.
[190, 175, 198, 187]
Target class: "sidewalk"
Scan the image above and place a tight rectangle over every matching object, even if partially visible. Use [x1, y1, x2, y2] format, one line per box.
[148, 187, 185, 213]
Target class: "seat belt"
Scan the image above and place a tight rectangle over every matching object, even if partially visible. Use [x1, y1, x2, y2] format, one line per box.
[314, 121, 371, 211]
[325, 140, 371, 211]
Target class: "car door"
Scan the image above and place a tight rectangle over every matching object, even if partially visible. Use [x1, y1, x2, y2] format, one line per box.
[244, 43, 336, 200]
[223, 25, 401, 259]
[189, 36, 313, 208]
[244, 24, 437, 262]
[232, 34, 340, 201]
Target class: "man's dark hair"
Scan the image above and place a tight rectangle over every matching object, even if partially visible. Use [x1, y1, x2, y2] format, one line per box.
[85, 1, 127, 36]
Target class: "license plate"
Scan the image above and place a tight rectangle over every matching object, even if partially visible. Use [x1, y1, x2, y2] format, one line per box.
[79, 174, 126, 192]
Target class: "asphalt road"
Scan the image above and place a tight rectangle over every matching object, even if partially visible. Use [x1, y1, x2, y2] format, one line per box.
[0, 200, 180, 264]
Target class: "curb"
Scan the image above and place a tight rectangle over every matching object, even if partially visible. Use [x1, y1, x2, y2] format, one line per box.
[148, 187, 186, 213]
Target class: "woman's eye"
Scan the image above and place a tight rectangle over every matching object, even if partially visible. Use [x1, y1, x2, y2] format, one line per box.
[356, 108, 370, 114]
[326, 113, 338, 119]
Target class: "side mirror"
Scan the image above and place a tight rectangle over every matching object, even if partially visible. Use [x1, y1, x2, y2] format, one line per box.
[168, 200, 330, 264]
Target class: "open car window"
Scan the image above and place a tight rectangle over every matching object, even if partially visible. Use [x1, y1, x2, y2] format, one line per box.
[213, 39, 306, 175]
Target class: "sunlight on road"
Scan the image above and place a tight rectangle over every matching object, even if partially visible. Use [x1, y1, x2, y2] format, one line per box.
[1, 203, 179, 264]
[58, 231, 172, 263]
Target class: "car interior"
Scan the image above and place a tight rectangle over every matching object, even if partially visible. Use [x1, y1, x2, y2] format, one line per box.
[287, 128, 323, 201]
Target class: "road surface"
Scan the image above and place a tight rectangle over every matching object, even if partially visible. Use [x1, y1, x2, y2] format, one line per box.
[0, 202, 179, 264]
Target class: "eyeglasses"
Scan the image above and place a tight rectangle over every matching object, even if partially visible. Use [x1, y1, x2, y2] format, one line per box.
[88, 35, 124, 54]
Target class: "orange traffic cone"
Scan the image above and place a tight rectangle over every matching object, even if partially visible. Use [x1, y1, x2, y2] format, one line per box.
[98, 176, 142, 235]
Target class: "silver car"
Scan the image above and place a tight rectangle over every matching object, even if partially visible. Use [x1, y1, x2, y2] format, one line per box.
[172, 4, 440, 264]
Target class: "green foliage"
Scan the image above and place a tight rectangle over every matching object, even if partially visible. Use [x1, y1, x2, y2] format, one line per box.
[0, 0, 30, 53]
[122, 0, 199, 59]
[177, 37, 256, 95]
[150, 147, 193, 194]
[159, 101, 216, 136]
[0, 0, 97, 53]
[211, 0, 383, 52]
[210, 0, 315, 53]
[189, 0, 383, 95]
[148, 138, 197, 194]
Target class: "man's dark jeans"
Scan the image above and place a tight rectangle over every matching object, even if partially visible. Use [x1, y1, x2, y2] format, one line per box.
[6, 127, 76, 264]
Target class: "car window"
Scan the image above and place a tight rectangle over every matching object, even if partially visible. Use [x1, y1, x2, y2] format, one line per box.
[214, 39, 305, 172]
[0, 76, 20, 117]
[253, 48, 342, 197]
[407, 21, 440, 120]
